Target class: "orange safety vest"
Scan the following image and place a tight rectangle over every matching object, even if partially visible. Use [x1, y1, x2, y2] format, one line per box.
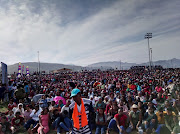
[72, 99, 88, 130]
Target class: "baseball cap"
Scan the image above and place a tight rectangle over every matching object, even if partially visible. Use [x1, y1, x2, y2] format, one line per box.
[71, 88, 81, 97]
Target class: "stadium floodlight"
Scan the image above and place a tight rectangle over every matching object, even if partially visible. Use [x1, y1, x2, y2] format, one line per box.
[145, 33, 152, 70]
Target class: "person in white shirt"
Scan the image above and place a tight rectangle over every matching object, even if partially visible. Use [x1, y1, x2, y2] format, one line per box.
[61, 99, 71, 114]
[104, 96, 109, 105]
[12, 103, 24, 116]
[12, 83, 17, 91]
[47, 94, 54, 103]
[88, 90, 94, 99]
[24, 105, 42, 130]
[166, 80, 175, 94]
[167, 94, 175, 105]
[90, 96, 96, 107]
[136, 92, 145, 102]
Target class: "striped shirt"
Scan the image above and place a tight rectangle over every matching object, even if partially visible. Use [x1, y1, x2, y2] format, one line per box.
[69, 98, 94, 134]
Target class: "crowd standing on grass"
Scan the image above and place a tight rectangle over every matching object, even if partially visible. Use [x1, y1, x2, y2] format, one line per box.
[0, 67, 180, 134]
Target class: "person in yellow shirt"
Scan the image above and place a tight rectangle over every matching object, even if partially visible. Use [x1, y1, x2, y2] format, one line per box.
[156, 107, 165, 124]
[155, 107, 176, 134]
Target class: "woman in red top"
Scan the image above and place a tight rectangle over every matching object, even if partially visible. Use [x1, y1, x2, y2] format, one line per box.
[8, 99, 17, 111]
[105, 100, 113, 115]
[155, 85, 163, 93]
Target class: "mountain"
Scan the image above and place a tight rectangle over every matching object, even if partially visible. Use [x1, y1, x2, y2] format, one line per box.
[141, 58, 180, 68]
[7, 62, 83, 74]
[5, 58, 180, 74]
[88, 58, 180, 70]
[87, 61, 137, 70]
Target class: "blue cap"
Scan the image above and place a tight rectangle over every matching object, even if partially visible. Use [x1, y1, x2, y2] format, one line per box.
[169, 80, 173, 83]
[71, 88, 81, 97]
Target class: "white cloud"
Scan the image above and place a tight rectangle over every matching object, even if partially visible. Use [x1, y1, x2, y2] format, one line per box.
[0, 0, 179, 66]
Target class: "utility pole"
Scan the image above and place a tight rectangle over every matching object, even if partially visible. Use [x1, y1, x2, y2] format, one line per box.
[38, 51, 41, 83]
[37, 51, 41, 76]
[37, 51, 40, 74]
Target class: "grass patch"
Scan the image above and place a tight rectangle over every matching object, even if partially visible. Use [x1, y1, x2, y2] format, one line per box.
[0, 102, 8, 113]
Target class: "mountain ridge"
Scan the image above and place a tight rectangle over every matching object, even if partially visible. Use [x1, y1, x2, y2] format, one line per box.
[4, 58, 180, 74]
[7, 62, 83, 74]
[87, 58, 180, 70]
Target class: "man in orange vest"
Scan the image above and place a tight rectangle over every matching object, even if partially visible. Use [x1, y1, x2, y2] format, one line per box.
[69, 88, 94, 134]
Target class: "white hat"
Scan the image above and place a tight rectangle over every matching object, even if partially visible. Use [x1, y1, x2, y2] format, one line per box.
[131, 104, 138, 109]
[152, 99, 157, 105]
[18, 103, 23, 107]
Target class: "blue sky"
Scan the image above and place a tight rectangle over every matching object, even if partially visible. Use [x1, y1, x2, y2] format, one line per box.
[0, 0, 180, 66]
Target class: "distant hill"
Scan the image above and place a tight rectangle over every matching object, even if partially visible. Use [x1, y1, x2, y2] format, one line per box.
[141, 58, 180, 68]
[5, 58, 180, 74]
[7, 62, 83, 74]
[87, 58, 180, 70]
[87, 61, 137, 70]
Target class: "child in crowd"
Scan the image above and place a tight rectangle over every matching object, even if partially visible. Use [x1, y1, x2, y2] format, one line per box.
[11, 111, 24, 134]
[8, 99, 17, 111]
[7, 110, 14, 122]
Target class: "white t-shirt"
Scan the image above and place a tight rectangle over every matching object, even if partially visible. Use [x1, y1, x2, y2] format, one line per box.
[47, 97, 54, 102]
[30, 109, 42, 121]
[77, 104, 82, 113]
[136, 96, 145, 102]
[12, 86, 17, 91]
[152, 99, 157, 105]
[167, 84, 175, 93]
[61, 105, 69, 113]
[88, 92, 94, 99]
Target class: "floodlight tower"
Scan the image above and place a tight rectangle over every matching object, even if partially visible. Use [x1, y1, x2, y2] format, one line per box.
[145, 33, 152, 70]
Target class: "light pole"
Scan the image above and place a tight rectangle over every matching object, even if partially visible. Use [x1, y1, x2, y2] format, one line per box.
[150, 48, 153, 67]
[119, 60, 121, 70]
[37, 51, 40, 74]
[145, 33, 152, 70]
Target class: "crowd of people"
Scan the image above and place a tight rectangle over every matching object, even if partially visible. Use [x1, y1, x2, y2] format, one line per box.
[0, 68, 180, 134]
